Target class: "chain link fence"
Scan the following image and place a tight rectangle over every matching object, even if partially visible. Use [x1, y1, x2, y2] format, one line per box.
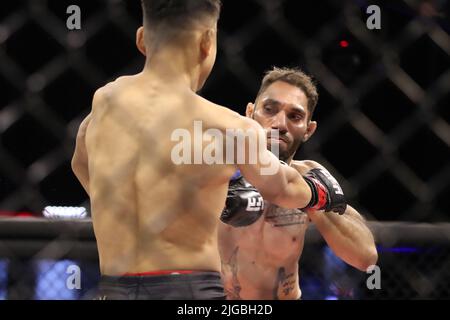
[0, 0, 449, 299]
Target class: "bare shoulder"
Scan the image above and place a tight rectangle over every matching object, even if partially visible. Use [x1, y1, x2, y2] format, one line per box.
[293, 159, 324, 168]
[91, 75, 139, 108]
[91, 82, 113, 107]
[291, 160, 325, 175]
[195, 95, 255, 131]
[196, 95, 240, 118]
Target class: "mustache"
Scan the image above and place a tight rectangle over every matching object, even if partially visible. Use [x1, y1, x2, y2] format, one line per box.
[266, 131, 290, 144]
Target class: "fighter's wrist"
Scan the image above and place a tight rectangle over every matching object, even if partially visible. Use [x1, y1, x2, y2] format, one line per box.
[302, 175, 328, 211]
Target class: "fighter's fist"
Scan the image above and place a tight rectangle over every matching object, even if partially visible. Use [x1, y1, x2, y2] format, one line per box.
[303, 168, 347, 214]
[221, 171, 264, 227]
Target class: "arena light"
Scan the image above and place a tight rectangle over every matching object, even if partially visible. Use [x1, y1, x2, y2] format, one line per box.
[339, 40, 349, 48]
[42, 206, 87, 219]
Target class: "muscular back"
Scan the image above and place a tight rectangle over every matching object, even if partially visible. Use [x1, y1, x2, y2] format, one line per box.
[85, 74, 236, 275]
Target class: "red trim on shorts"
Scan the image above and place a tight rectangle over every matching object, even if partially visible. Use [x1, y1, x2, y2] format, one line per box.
[122, 270, 204, 276]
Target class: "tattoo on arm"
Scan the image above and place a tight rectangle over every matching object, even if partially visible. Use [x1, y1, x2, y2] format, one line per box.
[221, 246, 242, 300]
[273, 267, 296, 299]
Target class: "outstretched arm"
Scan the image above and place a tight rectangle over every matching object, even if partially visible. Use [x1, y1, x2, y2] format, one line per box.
[309, 205, 378, 271]
[293, 160, 378, 271]
[235, 117, 312, 209]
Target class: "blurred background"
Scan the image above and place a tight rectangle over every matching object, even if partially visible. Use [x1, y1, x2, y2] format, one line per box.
[0, 0, 449, 299]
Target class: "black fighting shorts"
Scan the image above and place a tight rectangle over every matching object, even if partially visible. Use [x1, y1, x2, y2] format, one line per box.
[92, 270, 226, 300]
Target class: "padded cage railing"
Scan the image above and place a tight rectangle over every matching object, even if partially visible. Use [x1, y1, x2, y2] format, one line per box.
[0, 218, 449, 300]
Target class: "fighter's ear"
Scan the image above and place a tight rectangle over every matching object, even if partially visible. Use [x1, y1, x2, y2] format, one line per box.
[303, 120, 317, 142]
[245, 102, 255, 118]
[136, 26, 146, 56]
[200, 29, 214, 59]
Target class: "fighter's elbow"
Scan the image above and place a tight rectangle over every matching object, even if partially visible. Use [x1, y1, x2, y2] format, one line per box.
[71, 155, 82, 177]
[367, 248, 379, 267]
[355, 248, 378, 272]
[71, 156, 78, 174]
[71, 156, 90, 191]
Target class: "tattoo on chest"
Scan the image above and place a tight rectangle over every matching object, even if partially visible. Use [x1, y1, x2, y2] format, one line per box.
[273, 267, 296, 299]
[221, 246, 242, 300]
[265, 205, 308, 227]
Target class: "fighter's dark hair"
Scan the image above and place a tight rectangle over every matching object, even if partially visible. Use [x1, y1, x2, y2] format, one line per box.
[255, 67, 319, 120]
[141, 0, 222, 29]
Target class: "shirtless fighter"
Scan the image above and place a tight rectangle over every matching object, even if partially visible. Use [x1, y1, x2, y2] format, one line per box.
[71, 1, 346, 300]
[219, 67, 378, 300]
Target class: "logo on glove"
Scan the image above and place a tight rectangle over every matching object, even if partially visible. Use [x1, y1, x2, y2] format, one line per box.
[318, 168, 344, 196]
[246, 196, 264, 212]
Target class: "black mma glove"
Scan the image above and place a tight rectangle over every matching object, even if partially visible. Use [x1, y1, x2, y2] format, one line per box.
[220, 171, 264, 227]
[303, 168, 347, 214]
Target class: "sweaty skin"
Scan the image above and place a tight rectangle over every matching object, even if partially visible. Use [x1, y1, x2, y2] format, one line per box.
[72, 18, 316, 277]
[80, 75, 238, 275]
[219, 161, 312, 300]
[218, 79, 377, 300]
[219, 160, 369, 300]
[219, 202, 309, 300]
[72, 75, 314, 275]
